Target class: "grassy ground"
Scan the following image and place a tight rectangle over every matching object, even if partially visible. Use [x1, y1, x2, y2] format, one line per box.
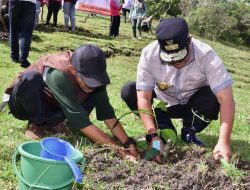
[0, 10, 249, 189]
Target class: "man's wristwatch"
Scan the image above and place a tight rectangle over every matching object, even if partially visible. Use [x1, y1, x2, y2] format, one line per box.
[123, 137, 136, 148]
[146, 133, 158, 144]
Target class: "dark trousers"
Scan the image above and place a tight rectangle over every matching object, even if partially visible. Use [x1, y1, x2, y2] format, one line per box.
[109, 15, 120, 37]
[8, 71, 65, 126]
[121, 81, 220, 134]
[122, 8, 130, 23]
[9, 0, 36, 62]
[131, 18, 142, 38]
[46, 0, 61, 27]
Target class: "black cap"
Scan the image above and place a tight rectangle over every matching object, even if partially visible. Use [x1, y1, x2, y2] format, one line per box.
[71, 44, 110, 88]
[156, 17, 189, 63]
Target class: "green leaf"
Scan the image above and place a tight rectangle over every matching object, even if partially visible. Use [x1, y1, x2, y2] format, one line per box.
[158, 129, 177, 145]
[152, 98, 168, 112]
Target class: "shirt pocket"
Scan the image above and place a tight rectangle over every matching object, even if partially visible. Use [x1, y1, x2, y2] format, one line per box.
[181, 72, 206, 92]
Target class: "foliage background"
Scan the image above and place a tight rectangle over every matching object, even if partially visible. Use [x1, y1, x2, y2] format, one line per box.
[146, 0, 250, 46]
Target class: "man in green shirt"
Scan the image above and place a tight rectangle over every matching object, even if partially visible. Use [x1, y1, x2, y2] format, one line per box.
[4, 44, 138, 160]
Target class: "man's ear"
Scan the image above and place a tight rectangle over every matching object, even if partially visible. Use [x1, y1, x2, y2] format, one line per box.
[69, 64, 77, 76]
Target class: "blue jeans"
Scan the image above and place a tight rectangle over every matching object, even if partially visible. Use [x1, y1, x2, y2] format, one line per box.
[9, 0, 36, 62]
[35, 1, 41, 26]
[63, 2, 76, 31]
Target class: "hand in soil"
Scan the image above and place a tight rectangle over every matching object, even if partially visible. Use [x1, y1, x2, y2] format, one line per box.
[153, 154, 162, 164]
[127, 143, 139, 159]
[118, 148, 138, 162]
[213, 142, 232, 163]
[124, 155, 138, 163]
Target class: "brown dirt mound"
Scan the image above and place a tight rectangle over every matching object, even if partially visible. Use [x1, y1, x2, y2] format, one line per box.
[84, 147, 250, 189]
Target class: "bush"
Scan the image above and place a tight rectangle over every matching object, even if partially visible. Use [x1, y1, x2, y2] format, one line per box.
[145, 0, 181, 19]
[184, 0, 250, 46]
[145, 0, 250, 46]
[225, 1, 250, 46]
[186, 2, 237, 41]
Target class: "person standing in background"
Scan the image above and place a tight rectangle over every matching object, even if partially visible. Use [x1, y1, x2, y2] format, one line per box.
[122, 0, 132, 23]
[63, 0, 76, 32]
[9, 0, 36, 68]
[35, 0, 42, 26]
[109, 0, 122, 37]
[45, 0, 61, 28]
[129, 0, 147, 40]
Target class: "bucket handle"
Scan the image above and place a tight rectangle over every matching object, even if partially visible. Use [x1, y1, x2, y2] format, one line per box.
[64, 157, 83, 183]
[12, 149, 85, 189]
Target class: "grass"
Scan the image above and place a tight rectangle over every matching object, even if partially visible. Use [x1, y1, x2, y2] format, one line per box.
[0, 9, 250, 189]
[197, 161, 209, 176]
[220, 158, 246, 183]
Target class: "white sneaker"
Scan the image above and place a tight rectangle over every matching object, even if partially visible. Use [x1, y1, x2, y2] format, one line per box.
[132, 37, 136, 40]
[138, 36, 142, 40]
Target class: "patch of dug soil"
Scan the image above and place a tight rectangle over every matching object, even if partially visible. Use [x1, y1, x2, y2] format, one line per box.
[85, 147, 250, 189]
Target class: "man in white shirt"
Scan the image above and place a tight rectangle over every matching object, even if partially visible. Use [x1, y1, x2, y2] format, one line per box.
[121, 17, 235, 163]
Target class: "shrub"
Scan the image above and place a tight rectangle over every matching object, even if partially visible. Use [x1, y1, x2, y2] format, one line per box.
[186, 2, 237, 41]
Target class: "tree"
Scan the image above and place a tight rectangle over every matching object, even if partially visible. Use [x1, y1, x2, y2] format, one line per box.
[186, 2, 237, 41]
[185, 0, 250, 46]
[146, 0, 182, 19]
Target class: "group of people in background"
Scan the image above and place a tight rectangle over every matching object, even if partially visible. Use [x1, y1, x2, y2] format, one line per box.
[0, 0, 77, 68]
[0, 0, 77, 31]
[0, 0, 151, 69]
[109, 0, 148, 40]
[36, 0, 76, 32]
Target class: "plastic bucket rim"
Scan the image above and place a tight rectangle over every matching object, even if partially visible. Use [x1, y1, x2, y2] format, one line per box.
[18, 141, 65, 164]
[18, 141, 82, 164]
[41, 137, 75, 159]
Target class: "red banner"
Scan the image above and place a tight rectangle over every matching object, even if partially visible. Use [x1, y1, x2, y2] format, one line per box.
[77, 0, 111, 16]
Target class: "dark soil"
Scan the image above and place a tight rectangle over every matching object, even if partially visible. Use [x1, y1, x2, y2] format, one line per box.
[84, 147, 250, 190]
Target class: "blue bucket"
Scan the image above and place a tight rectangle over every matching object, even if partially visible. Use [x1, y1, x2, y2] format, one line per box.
[40, 137, 83, 183]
